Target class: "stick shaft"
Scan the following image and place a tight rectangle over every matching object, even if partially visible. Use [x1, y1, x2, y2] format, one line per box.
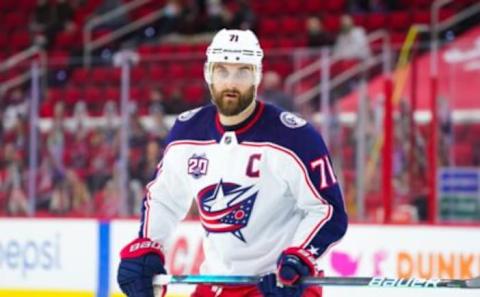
[153, 275, 480, 289]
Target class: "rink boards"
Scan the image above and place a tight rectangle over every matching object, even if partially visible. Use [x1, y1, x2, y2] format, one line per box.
[0, 219, 479, 297]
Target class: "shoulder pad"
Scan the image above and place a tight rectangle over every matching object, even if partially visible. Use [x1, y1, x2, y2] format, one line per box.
[177, 107, 202, 122]
[279, 111, 307, 129]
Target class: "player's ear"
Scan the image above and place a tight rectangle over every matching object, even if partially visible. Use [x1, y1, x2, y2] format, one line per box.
[204, 62, 211, 84]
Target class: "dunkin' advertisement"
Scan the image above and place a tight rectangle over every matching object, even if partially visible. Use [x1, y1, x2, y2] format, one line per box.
[319, 224, 480, 279]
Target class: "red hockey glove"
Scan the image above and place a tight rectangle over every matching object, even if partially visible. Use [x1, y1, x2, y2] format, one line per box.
[277, 247, 317, 286]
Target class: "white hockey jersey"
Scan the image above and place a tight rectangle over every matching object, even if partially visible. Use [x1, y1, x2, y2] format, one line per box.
[139, 101, 347, 275]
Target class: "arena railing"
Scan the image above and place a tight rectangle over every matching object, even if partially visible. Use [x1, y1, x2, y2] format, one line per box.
[283, 29, 391, 104]
[0, 45, 47, 96]
[83, 0, 170, 67]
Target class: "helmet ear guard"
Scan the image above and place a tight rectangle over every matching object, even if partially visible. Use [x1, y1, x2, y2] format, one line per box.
[204, 29, 264, 86]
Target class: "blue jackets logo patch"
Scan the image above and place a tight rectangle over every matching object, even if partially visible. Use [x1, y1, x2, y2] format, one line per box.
[197, 180, 258, 242]
[280, 112, 307, 128]
[178, 107, 201, 122]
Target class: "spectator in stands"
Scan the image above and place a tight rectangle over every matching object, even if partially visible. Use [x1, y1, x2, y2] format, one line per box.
[31, 0, 69, 48]
[47, 102, 67, 181]
[141, 140, 162, 185]
[347, 0, 392, 13]
[394, 100, 421, 199]
[67, 121, 90, 180]
[94, 162, 128, 218]
[332, 15, 371, 61]
[130, 178, 144, 217]
[129, 140, 162, 214]
[149, 104, 169, 144]
[6, 88, 28, 109]
[71, 101, 89, 133]
[102, 100, 120, 145]
[306, 17, 334, 48]
[382, 0, 402, 11]
[369, 0, 388, 12]
[67, 169, 92, 215]
[54, 0, 75, 30]
[474, 143, 480, 166]
[87, 128, 115, 193]
[147, 89, 168, 129]
[205, 0, 232, 32]
[438, 96, 453, 166]
[40, 89, 56, 117]
[2, 108, 18, 137]
[129, 110, 148, 149]
[0, 147, 8, 212]
[4, 88, 28, 123]
[148, 88, 166, 114]
[230, 0, 256, 30]
[398, 100, 426, 178]
[177, 0, 203, 34]
[87, 134, 113, 192]
[31, 0, 56, 34]
[3, 143, 28, 215]
[156, 0, 184, 36]
[128, 110, 148, 187]
[260, 71, 293, 111]
[94, 173, 121, 218]
[165, 86, 189, 114]
[393, 99, 412, 189]
[35, 156, 55, 211]
[347, 0, 371, 13]
[56, 20, 80, 53]
[47, 103, 69, 214]
[3, 116, 28, 160]
[0, 109, 3, 146]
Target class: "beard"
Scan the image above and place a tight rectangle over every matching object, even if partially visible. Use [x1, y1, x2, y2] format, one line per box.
[211, 85, 255, 116]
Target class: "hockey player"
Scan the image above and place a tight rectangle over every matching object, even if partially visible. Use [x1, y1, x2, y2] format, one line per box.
[117, 29, 348, 297]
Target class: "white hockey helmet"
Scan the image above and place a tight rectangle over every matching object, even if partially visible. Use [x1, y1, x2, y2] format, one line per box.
[204, 29, 264, 86]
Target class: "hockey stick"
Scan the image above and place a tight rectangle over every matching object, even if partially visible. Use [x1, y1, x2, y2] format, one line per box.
[153, 275, 480, 289]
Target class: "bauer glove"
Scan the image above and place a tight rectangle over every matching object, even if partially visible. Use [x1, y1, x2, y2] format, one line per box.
[117, 237, 167, 297]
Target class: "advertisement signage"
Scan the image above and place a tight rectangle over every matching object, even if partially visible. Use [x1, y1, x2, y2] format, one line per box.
[0, 219, 98, 293]
[0, 219, 477, 297]
[110, 221, 480, 297]
[438, 168, 480, 221]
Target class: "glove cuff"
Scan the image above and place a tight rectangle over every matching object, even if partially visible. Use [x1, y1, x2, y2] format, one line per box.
[120, 237, 165, 263]
[280, 247, 317, 276]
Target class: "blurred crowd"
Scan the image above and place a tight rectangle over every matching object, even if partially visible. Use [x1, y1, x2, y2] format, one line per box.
[27, 0, 377, 62]
[0, 87, 171, 218]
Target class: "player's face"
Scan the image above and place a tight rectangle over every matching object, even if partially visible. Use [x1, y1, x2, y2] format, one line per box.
[210, 63, 256, 116]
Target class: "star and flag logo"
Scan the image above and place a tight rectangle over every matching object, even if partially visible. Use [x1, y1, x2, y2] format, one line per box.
[197, 180, 258, 242]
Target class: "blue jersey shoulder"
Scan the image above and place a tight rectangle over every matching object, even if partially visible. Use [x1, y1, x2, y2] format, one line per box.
[258, 104, 329, 158]
[165, 105, 216, 144]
